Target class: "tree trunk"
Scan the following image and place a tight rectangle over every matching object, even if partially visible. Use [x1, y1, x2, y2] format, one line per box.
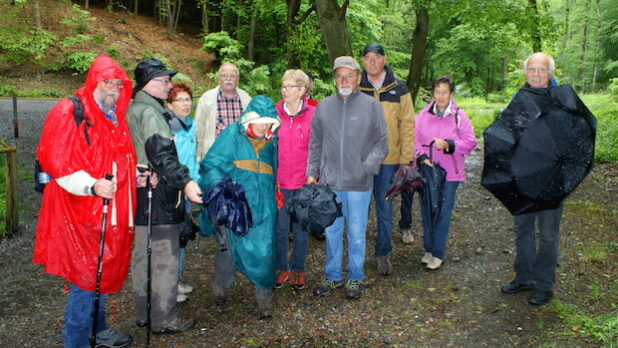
[406, 6, 429, 103]
[200, 0, 209, 34]
[85, 0, 89, 9]
[578, 0, 590, 91]
[33, 0, 42, 31]
[173, 0, 182, 34]
[209, 0, 222, 33]
[591, 0, 601, 91]
[314, 0, 352, 66]
[527, 0, 542, 52]
[286, 0, 302, 68]
[248, 4, 257, 61]
[134, 0, 138, 15]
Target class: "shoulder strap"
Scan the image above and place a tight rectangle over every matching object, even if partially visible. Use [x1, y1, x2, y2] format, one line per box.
[69, 96, 92, 145]
[454, 108, 460, 129]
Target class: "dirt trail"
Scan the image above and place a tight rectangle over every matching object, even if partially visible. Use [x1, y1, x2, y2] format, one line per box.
[0, 99, 615, 347]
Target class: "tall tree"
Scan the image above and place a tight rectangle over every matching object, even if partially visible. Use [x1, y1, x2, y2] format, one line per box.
[407, 5, 429, 103]
[314, 0, 352, 65]
[528, 0, 542, 51]
[33, 0, 41, 30]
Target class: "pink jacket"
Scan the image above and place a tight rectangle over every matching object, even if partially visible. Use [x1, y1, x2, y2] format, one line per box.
[276, 98, 316, 190]
[414, 98, 477, 182]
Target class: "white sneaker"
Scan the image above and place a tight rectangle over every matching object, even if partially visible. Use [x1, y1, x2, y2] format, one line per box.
[421, 252, 433, 264]
[401, 229, 414, 244]
[426, 256, 443, 270]
[176, 293, 188, 303]
[178, 282, 193, 295]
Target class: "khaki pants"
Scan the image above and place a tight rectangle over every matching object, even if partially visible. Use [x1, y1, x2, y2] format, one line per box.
[132, 224, 181, 327]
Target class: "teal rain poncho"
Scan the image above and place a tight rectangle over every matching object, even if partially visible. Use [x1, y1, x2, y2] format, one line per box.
[198, 95, 280, 289]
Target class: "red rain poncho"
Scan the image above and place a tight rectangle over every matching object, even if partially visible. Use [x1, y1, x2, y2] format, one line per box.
[33, 55, 137, 293]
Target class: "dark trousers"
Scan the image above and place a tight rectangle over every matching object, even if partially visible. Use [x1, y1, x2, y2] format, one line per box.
[398, 190, 414, 230]
[513, 203, 564, 292]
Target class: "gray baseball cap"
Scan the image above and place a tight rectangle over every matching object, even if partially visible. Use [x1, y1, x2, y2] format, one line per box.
[333, 56, 360, 72]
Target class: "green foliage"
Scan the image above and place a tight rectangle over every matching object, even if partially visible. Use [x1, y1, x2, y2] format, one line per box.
[107, 44, 121, 60]
[202, 31, 244, 61]
[0, 28, 58, 65]
[456, 97, 503, 138]
[171, 72, 193, 85]
[60, 4, 96, 35]
[65, 51, 97, 74]
[552, 299, 618, 345]
[609, 78, 618, 101]
[142, 51, 174, 70]
[60, 34, 91, 47]
[581, 94, 618, 162]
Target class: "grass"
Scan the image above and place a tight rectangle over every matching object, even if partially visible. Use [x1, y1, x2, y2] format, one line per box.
[551, 299, 618, 346]
[457, 93, 618, 163]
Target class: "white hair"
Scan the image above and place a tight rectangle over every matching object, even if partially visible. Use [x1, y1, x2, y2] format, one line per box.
[218, 62, 239, 77]
[523, 52, 555, 73]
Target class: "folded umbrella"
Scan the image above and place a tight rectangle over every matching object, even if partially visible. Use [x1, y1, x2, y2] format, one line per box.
[202, 178, 253, 236]
[418, 142, 447, 238]
[385, 164, 424, 200]
[286, 183, 342, 234]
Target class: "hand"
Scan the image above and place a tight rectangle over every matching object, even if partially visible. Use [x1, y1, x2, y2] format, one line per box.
[183, 180, 203, 204]
[137, 171, 159, 188]
[93, 176, 116, 199]
[423, 159, 433, 167]
[307, 176, 317, 184]
[433, 138, 449, 151]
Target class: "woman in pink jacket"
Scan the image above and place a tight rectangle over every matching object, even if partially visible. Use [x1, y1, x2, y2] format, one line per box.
[415, 76, 477, 270]
[274, 70, 316, 290]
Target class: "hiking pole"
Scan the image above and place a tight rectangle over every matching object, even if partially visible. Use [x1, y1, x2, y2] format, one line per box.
[90, 174, 114, 348]
[145, 171, 153, 348]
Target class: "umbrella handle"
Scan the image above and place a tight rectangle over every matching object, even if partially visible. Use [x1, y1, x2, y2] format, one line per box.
[423, 141, 436, 162]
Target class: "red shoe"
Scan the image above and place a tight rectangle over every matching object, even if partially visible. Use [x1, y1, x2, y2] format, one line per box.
[290, 272, 306, 290]
[274, 270, 289, 289]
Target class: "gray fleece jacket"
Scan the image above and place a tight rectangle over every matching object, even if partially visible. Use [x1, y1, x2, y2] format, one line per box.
[306, 89, 388, 191]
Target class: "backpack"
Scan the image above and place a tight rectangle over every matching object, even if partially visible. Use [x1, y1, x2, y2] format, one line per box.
[35, 97, 90, 193]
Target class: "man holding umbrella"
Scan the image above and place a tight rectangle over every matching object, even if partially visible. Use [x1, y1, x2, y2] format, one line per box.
[496, 53, 587, 305]
[34, 55, 135, 348]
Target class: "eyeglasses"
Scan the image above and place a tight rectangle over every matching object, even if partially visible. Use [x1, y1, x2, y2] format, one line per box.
[104, 80, 124, 89]
[334, 73, 357, 81]
[152, 78, 171, 84]
[362, 55, 384, 63]
[281, 85, 302, 90]
[172, 97, 192, 103]
[526, 67, 549, 74]
[219, 73, 238, 79]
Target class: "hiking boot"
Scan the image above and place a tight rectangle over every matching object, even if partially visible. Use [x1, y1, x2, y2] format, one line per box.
[421, 252, 433, 264]
[501, 280, 535, 294]
[376, 255, 393, 275]
[401, 229, 414, 244]
[528, 290, 553, 305]
[176, 292, 188, 303]
[426, 256, 443, 270]
[178, 282, 194, 295]
[94, 328, 132, 348]
[256, 295, 274, 320]
[290, 271, 306, 290]
[345, 280, 362, 299]
[151, 316, 195, 335]
[210, 281, 226, 305]
[274, 270, 290, 289]
[313, 278, 344, 297]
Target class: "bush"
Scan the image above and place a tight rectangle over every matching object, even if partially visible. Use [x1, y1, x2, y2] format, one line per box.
[65, 51, 97, 74]
[581, 94, 618, 163]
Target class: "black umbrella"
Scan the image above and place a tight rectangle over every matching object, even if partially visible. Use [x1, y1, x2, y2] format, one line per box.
[481, 85, 596, 215]
[418, 142, 447, 236]
[285, 183, 342, 234]
[385, 164, 424, 201]
[202, 178, 253, 236]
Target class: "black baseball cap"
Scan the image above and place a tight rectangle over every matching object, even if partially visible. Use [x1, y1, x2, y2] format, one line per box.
[361, 43, 385, 56]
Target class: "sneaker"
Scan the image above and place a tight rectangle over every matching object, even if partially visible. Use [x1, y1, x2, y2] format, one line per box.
[94, 328, 132, 348]
[345, 280, 362, 299]
[401, 229, 414, 244]
[421, 252, 433, 264]
[313, 278, 344, 296]
[178, 282, 193, 295]
[290, 271, 306, 290]
[256, 295, 274, 319]
[176, 292, 188, 303]
[376, 255, 393, 275]
[274, 270, 290, 289]
[151, 316, 195, 335]
[210, 281, 226, 305]
[426, 256, 443, 270]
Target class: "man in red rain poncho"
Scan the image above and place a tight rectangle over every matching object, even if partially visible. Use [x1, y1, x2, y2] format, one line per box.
[33, 55, 136, 348]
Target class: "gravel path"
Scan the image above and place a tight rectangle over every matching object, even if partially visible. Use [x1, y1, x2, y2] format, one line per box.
[0, 98, 615, 347]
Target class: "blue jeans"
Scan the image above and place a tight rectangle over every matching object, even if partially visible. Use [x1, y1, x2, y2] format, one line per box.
[398, 190, 413, 230]
[275, 188, 309, 272]
[513, 203, 563, 292]
[324, 190, 372, 282]
[421, 181, 459, 260]
[373, 164, 397, 257]
[63, 283, 107, 348]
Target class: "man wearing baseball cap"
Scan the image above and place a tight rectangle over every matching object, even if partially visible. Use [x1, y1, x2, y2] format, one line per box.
[126, 57, 203, 334]
[307, 56, 388, 299]
[359, 43, 416, 276]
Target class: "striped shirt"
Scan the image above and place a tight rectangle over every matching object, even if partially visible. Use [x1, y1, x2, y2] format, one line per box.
[216, 90, 244, 136]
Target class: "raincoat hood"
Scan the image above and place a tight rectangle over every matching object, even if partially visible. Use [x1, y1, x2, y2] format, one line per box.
[239, 95, 280, 132]
[76, 54, 133, 122]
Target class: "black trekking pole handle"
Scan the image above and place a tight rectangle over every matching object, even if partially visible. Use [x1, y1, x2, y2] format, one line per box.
[91, 173, 114, 348]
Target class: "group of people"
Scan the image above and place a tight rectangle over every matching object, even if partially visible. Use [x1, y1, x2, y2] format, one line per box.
[33, 44, 566, 347]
